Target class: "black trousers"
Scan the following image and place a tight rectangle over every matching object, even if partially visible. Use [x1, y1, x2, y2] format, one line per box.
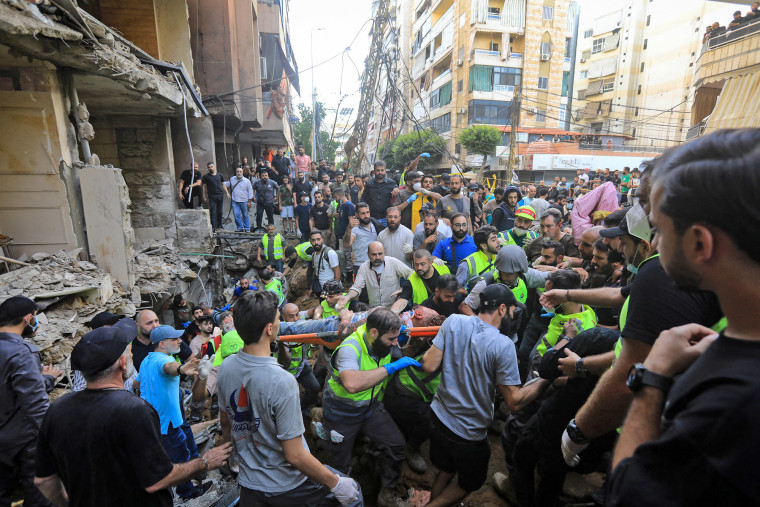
[208, 197, 224, 230]
[256, 202, 274, 229]
[323, 403, 406, 489]
[0, 444, 54, 507]
[383, 387, 432, 448]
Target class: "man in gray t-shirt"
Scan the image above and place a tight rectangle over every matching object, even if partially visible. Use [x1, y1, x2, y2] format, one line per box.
[217, 290, 361, 506]
[420, 285, 550, 503]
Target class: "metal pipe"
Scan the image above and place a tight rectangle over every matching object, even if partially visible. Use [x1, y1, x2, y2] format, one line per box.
[63, 70, 92, 164]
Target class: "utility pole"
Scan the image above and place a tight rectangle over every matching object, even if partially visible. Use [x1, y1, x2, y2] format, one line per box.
[507, 85, 521, 184]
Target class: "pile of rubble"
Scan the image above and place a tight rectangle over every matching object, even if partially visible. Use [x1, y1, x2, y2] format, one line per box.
[133, 240, 201, 294]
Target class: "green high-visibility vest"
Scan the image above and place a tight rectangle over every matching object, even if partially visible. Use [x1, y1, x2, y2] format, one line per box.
[284, 343, 305, 376]
[261, 234, 283, 260]
[326, 325, 392, 406]
[397, 354, 441, 402]
[535, 305, 598, 357]
[320, 299, 340, 318]
[613, 254, 660, 365]
[498, 229, 539, 248]
[295, 242, 313, 261]
[407, 264, 451, 304]
[510, 277, 528, 304]
[463, 250, 497, 285]
[265, 279, 286, 306]
[213, 330, 243, 367]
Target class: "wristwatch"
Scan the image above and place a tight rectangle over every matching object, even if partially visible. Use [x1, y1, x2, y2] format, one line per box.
[566, 419, 588, 444]
[575, 358, 590, 378]
[626, 363, 674, 394]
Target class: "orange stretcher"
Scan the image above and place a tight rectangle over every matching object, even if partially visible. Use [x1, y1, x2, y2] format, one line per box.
[278, 326, 442, 349]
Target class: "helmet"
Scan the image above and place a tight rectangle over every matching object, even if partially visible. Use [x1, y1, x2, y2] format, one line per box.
[322, 280, 344, 296]
[515, 205, 536, 221]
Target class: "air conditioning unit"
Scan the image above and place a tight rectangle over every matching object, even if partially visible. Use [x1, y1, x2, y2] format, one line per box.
[527, 107, 537, 115]
[457, 58, 463, 67]
[459, 107, 467, 114]
[541, 53, 551, 61]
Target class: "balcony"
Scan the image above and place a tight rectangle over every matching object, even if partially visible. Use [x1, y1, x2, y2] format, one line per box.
[474, 49, 500, 57]
[432, 68, 452, 87]
[695, 19, 760, 87]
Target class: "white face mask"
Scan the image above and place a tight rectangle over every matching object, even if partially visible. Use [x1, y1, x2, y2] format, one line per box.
[412, 182, 422, 192]
[513, 228, 527, 236]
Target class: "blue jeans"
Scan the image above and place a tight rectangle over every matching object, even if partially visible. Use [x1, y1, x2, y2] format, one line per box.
[232, 201, 250, 231]
[161, 421, 199, 498]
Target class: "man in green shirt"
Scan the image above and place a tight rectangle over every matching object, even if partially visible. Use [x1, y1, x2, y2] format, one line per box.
[620, 167, 631, 204]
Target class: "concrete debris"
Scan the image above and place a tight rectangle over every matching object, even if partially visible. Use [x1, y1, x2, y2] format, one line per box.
[132, 240, 201, 294]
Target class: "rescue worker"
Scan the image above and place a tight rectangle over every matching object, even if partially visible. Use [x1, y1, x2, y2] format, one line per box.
[277, 303, 321, 418]
[321, 309, 421, 507]
[392, 249, 451, 313]
[313, 280, 344, 319]
[456, 225, 501, 290]
[259, 263, 286, 308]
[499, 205, 539, 248]
[257, 223, 284, 273]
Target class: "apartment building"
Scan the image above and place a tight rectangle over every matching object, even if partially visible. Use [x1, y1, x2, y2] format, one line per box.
[572, 0, 745, 150]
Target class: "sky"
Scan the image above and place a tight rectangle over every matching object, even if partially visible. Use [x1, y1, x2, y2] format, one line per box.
[289, 0, 750, 125]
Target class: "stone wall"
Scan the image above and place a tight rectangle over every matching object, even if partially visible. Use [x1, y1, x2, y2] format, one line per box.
[175, 209, 213, 253]
[90, 115, 177, 243]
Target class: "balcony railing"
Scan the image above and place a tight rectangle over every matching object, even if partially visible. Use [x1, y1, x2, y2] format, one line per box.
[487, 12, 501, 20]
[510, 52, 523, 59]
[432, 69, 451, 86]
[702, 17, 760, 54]
[493, 84, 515, 93]
[474, 49, 500, 57]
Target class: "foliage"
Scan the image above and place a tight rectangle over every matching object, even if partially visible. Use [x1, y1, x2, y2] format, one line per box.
[292, 103, 341, 163]
[378, 129, 446, 173]
[458, 125, 502, 170]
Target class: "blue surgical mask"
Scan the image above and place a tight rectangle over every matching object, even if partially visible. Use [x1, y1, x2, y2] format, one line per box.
[627, 244, 641, 275]
[566, 203, 573, 210]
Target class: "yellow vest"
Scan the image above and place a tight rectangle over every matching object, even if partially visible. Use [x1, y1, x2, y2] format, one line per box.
[261, 234, 283, 260]
[320, 299, 340, 318]
[463, 250, 497, 285]
[536, 305, 598, 357]
[407, 264, 451, 304]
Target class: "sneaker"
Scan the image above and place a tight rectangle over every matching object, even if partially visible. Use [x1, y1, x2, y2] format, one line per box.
[492, 472, 524, 507]
[377, 486, 398, 507]
[405, 443, 427, 474]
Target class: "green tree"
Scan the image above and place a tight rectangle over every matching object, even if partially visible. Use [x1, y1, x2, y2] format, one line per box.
[459, 125, 501, 172]
[379, 129, 446, 173]
[291, 103, 340, 163]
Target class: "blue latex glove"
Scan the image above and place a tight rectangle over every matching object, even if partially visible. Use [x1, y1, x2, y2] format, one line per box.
[397, 325, 409, 347]
[384, 356, 421, 376]
[219, 304, 231, 312]
[181, 321, 190, 328]
[407, 194, 419, 204]
[420, 152, 430, 158]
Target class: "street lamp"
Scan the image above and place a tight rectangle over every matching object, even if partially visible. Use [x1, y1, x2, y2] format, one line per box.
[311, 27, 326, 163]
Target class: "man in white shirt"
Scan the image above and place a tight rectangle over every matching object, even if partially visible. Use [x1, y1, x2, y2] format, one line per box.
[337, 242, 413, 311]
[377, 207, 414, 267]
[309, 231, 340, 293]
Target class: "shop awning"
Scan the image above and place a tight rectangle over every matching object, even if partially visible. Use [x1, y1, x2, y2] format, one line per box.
[704, 70, 760, 133]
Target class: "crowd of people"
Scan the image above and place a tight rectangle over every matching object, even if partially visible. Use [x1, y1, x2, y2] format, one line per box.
[3, 128, 759, 507]
[703, 2, 760, 42]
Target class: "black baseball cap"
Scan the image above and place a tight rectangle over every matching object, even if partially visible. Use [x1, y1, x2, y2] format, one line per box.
[71, 327, 132, 375]
[88, 311, 125, 329]
[599, 215, 631, 238]
[480, 283, 517, 310]
[0, 296, 41, 322]
[441, 174, 451, 182]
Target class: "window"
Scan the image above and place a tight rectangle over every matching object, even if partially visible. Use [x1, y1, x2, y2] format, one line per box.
[431, 113, 451, 133]
[541, 42, 552, 57]
[559, 104, 568, 125]
[632, 128, 637, 138]
[584, 29, 593, 38]
[488, 6, 500, 15]
[637, 84, 642, 94]
[602, 78, 614, 92]
[543, 6, 554, 20]
[493, 67, 522, 91]
[640, 62, 645, 72]
[565, 39, 572, 58]
[458, 80, 463, 92]
[580, 70, 588, 79]
[643, 39, 648, 50]
[562, 71, 570, 97]
[634, 107, 639, 116]
[490, 42, 499, 52]
[455, 143, 461, 155]
[646, 15, 651, 26]
[468, 99, 511, 125]
[430, 82, 452, 109]
[592, 38, 604, 54]
[536, 110, 547, 123]
[538, 76, 549, 90]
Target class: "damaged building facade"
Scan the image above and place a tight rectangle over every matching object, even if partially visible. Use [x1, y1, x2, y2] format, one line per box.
[0, 0, 298, 368]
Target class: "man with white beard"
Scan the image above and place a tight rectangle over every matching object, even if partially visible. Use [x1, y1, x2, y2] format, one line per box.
[33, 326, 232, 505]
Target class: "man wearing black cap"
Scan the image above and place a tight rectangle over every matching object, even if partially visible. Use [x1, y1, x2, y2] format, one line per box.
[420, 285, 550, 506]
[0, 296, 60, 507]
[72, 314, 131, 392]
[432, 173, 451, 197]
[34, 326, 232, 506]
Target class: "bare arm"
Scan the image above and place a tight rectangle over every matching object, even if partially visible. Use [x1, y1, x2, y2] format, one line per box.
[220, 410, 231, 443]
[611, 387, 664, 470]
[339, 367, 388, 393]
[282, 437, 339, 489]
[332, 265, 341, 282]
[421, 344, 443, 373]
[540, 287, 625, 309]
[458, 300, 475, 316]
[499, 379, 551, 413]
[309, 217, 315, 231]
[390, 298, 409, 315]
[344, 231, 356, 248]
[34, 475, 69, 507]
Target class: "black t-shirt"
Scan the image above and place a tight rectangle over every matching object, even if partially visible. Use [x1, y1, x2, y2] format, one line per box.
[399, 270, 442, 302]
[420, 292, 465, 317]
[180, 169, 202, 201]
[35, 389, 174, 507]
[432, 184, 450, 197]
[607, 335, 760, 505]
[293, 179, 312, 200]
[622, 257, 722, 345]
[202, 172, 225, 199]
[310, 203, 330, 230]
